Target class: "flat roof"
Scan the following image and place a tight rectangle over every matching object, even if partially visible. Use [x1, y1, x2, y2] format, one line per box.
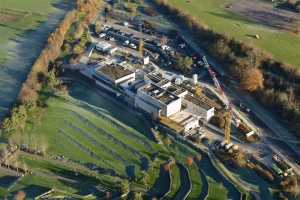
[166, 85, 187, 96]
[141, 83, 179, 105]
[170, 111, 198, 126]
[96, 41, 112, 49]
[96, 64, 134, 81]
[185, 94, 213, 110]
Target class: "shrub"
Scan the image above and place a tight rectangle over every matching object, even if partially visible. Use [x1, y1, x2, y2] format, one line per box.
[240, 68, 264, 92]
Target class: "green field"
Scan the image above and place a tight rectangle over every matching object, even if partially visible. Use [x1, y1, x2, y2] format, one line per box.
[168, 0, 300, 68]
[0, 81, 234, 198]
[0, 0, 63, 63]
[207, 177, 228, 200]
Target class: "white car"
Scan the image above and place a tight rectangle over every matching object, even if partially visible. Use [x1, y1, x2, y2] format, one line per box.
[179, 43, 186, 48]
[102, 25, 111, 31]
[129, 43, 137, 49]
[123, 40, 130, 46]
[99, 33, 106, 38]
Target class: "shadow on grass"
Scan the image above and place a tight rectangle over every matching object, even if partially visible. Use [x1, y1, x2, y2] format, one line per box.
[197, 154, 241, 200]
[149, 164, 171, 199]
[126, 165, 136, 180]
[0, 176, 18, 188]
[68, 81, 155, 141]
[47, 166, 102, 196]
[10, 184, 49, 199]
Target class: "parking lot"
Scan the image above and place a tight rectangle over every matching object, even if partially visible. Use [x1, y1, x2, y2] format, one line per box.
[90, 18, 208, 76]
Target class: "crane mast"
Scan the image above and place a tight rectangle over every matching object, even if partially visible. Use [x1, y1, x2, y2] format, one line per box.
[202, 56, 236, 142]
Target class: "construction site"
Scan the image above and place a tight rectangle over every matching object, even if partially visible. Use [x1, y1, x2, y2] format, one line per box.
[4, 0, 296, 199]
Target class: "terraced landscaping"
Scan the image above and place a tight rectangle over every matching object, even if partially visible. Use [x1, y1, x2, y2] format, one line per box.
[166, 163, 181, 199]
[188, 164, 203, 200]
[174, 163, 191, 200]
[0, 80, 244, 198]
[207, 177, 228, 200]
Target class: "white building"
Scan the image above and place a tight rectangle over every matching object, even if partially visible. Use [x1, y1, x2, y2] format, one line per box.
[135, 83, 182, 118]
[96, 41, 112, 52]
[184, 94, 215, 121]
[94, 64, 135, 86]
[169, 111, 200, 136]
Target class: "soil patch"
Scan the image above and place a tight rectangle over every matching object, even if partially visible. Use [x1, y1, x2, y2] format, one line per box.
[227, 0, 300, 32]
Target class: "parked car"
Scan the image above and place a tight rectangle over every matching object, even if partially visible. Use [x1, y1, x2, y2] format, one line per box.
[99, 33, 106, 38]
[123, 40, 130, 46]
[129, 43, 137, 49]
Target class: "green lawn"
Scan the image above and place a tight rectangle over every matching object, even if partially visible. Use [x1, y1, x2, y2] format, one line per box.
[168, 0, 300, 68]
[207, 177, 228, 200]
[0, 0, 63, 63]
[3, 81, 235, 198]
[11, 94, 158, 176]
[188, 164, 202, 200]
[166, 164, 181, 199]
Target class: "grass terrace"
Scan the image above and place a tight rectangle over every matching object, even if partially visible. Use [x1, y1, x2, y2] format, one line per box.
[1, 80, 241, 198]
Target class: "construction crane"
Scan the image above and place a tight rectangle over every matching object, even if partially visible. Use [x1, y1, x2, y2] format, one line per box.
[139, 39, 144, 57]
[224, 110, 232, 143]
[202, 56, 239, 142]
[202, 56, 231, 108]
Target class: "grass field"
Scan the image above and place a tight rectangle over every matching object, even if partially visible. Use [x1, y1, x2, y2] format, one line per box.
[168, 0, 300, 68]
[0, 0, 63, 63]
[207, 177, 228, 200]
[188, 164, 203, 200]
[166, 164, 181, 199]
[1, 81, 234, 198]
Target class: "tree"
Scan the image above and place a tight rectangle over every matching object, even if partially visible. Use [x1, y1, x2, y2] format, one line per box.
[14, 191, 26, 200]
[163, 136, 171, 147]
[0, 145, 8, 161]
[186, 156, 194, 167]
[95, 21, 102, 33]
[47, 69, 61, 90]
[163, 163, 171, 172]
[119, 180, 129, 195]
[73, 43, 85, 55]
[240, 68, 264, 92]
[174, 55, 193, 73]
[194, 85, 202, 97]
[194, 154, 202, 162]
[128, 191, 143, 200]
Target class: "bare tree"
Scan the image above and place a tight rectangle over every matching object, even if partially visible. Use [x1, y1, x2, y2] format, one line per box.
[240, 68, 264, 92]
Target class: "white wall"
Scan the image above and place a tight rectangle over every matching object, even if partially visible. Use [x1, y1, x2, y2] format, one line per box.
[115, 73, 135, 84]
[165, 98, 182, 117]
[135, 96, 161, 117]
[206, 107, 215, 121]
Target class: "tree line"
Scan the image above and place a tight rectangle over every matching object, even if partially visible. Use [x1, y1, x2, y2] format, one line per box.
[0, 0, 102, 136]
[153, 0, 300, 137]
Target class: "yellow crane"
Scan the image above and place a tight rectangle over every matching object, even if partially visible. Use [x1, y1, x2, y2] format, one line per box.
[139, 39, 144, 57]
[224, 110, 232, 143]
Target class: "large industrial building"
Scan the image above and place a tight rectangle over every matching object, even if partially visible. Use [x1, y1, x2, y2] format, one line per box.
[135, 83, 182, 118]
[93, 64, 135, 86]
[184, 94, 215, 121]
